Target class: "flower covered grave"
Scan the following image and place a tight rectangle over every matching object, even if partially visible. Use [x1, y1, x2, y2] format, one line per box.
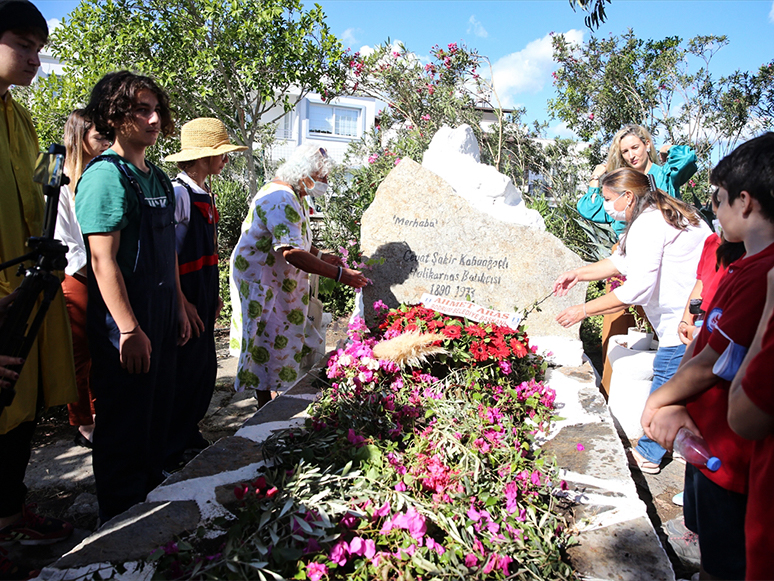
[153, 303, 576, 580]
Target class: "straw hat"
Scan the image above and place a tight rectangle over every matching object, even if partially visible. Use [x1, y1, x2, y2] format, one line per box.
[165, 117, 248, 162]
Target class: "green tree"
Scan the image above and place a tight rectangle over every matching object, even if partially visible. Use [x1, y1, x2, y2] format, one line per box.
[19, 0, 348, 196]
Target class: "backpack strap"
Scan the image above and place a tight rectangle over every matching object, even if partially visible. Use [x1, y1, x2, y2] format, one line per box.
[84, 155, 174, 201]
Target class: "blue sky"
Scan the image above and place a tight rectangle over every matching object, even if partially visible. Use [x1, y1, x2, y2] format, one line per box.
[38, 0, 774, 138]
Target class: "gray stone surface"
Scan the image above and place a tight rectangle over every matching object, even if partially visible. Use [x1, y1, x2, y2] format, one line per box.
[360, 158, 587, 338]
[566, 516, 675, 581]
[51, 501, 200, 568]
[162, 436, 264, 486]
[543, 365, 676, 581]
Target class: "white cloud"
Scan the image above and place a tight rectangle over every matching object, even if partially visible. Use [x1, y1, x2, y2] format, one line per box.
[341, 27, 359, 47]
[547, 121, 578, 140]
[47, 18, 61, 33]
[467, 15, 488, 38]
[491, 29, 585, 108]
[769, 1, 774, 23]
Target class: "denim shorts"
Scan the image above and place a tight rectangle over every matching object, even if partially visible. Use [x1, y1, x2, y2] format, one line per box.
[683, 464, 747, 579]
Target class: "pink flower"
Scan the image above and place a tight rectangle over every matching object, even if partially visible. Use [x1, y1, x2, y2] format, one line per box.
[482, 554, 497, 574]
[368, 153, 379, 164]
[589, 113, 594, 120]
[421, 114, 431, 121]
[329, 539, 349, 566]
[307, 562, 328, 581]
[373, 500, 391, 518]
[530, 471, 541, 486]
[395, 481, 407, 491]
[498, 554, 513, 574]
[465, 553, 479, 567]
[394, 157, 401, 166]
[576, 443, 585, 452]
[373, 300, 388, 311]
[233, 483, 248, 500]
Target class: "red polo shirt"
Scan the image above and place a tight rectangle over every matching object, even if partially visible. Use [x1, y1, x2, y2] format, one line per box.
[686, 241, 774, 493]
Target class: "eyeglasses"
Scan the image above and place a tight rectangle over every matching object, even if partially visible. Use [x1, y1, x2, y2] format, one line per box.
[221, 153, 229, 162]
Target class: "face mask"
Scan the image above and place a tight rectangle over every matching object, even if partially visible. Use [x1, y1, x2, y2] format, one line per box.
[603, 193, 628, 222]
[712, 327, 748, 381]
[712, 219, 723, 238]
[309, 180, 329, 198]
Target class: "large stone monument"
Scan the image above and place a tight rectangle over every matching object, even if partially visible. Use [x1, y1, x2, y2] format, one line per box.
[361, 126, 588, 339]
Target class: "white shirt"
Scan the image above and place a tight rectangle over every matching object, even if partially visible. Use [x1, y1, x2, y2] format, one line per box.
[610, 207, 711, 347]
[54, 184, 87, 276]
[172, 171, 207, 254]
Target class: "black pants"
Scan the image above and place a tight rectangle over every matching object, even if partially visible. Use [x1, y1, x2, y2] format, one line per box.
[0, 420, 36, 518]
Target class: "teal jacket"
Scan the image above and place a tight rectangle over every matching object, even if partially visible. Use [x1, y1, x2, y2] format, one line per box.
[576, 145, 698, 238]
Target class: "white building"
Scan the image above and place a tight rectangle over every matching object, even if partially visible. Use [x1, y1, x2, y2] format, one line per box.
[265, 93, 378, 166]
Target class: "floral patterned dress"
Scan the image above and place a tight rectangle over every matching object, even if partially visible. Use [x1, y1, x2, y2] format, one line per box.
[229, 182, 322, 392]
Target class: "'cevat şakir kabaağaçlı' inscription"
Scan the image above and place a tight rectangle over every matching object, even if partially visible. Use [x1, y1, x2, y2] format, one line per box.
[401, 248, 510, 300]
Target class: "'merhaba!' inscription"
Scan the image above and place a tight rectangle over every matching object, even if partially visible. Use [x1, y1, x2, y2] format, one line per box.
[402, 249, 511, 299]
[393, 215, 437, 228]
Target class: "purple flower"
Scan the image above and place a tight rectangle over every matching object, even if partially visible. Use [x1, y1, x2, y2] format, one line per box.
[347, 428, 366, 447]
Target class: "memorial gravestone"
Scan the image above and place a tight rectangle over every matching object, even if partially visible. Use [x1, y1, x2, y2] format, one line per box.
[361, 157, 588, 339]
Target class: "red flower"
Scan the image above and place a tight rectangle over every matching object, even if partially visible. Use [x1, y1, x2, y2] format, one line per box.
[471, 341, 489, 361]
[510, 339, 528, 358]
[489, 338, 510, 360]
[465, 325, 487, 338]
[442, 325, 462, 339]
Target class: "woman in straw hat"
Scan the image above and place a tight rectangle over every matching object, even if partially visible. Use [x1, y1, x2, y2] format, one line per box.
[164, 117, 246, 470]
[229, 143, 368, 408]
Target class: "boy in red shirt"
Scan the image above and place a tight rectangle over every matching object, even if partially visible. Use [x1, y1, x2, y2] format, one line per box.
[641, 132, 774, 580]
[728, 265, 774, 581]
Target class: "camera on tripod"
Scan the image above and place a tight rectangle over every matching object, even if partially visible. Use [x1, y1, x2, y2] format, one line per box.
[0, 144, 69, 413]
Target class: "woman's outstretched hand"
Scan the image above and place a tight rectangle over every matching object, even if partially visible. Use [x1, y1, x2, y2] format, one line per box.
[341, 268, 369, 289]
[553, 270, 579, 297]
[556, 304, 586, 328]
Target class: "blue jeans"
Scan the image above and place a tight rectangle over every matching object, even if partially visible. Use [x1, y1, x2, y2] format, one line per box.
[635, 344, 687, 464]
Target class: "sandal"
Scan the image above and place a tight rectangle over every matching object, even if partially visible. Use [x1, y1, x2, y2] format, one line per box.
[628, 448, 661, 474]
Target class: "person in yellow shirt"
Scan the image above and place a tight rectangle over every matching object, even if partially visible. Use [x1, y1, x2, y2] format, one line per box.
[0, 1, 77, 573]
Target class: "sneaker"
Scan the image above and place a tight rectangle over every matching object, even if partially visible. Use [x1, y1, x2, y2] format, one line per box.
[672, 491, 684, 506]
[0, 504, 74, 546]
[664, 517, 701, 565]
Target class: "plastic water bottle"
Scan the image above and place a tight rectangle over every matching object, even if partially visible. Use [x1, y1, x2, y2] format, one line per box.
[673, 427, 721, 472]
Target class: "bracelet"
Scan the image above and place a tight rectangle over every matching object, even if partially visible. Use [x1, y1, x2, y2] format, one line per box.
[335, 266, 343, 282]
[120, 324, 140, 335]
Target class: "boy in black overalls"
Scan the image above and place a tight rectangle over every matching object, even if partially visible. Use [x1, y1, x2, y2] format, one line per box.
[75, 71, 191, 522]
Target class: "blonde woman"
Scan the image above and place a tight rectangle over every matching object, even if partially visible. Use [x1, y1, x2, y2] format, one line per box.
[578, 124, 697, 238]
[55, 109, 110, 448]
[554, 167, 710, 474]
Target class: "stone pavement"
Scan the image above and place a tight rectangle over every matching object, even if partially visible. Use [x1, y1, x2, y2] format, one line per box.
[10, 326, 692, 580]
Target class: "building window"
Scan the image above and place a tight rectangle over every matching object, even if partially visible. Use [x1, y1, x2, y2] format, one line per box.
[308, 104, 360, 138]
[276, 112, 294, 140]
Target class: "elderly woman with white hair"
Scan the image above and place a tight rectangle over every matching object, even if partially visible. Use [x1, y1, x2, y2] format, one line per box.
[229, 144, 367, 406]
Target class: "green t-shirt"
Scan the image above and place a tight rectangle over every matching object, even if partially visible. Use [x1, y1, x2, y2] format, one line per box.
[75, 150, 174, 278]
